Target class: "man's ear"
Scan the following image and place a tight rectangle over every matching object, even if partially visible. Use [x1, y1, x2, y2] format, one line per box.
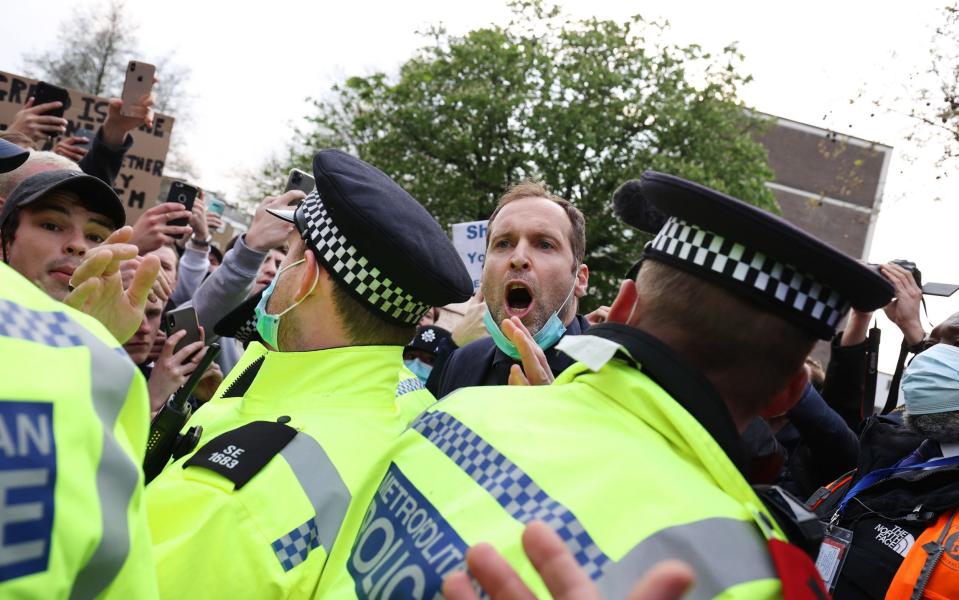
[294, 251, 322, 303]
[607, 279, 640, 324]
[574, 263, 589, 298]
[760, 367, 810, 419]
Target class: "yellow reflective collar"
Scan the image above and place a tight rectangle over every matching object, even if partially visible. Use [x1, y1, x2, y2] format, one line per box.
[237, 345, 406, 414]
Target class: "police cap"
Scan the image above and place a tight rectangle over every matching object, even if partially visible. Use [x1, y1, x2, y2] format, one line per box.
[405, 325, 452, 356]
[268, 150, 473, 326]
[640, 171, 893, 340]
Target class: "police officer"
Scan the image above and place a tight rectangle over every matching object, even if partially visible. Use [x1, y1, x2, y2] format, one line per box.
[0, 138, 161, 598]
[317, 172, 894, 599]
[145, 150, 472, 598]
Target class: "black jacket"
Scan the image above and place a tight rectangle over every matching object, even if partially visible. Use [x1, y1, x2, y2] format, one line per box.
[78, 129, 133, 188]
[426, 314, 590, 399]
[775, 383, 860, 498]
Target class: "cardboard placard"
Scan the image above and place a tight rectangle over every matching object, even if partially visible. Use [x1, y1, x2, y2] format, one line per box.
[0, 70, 174, 227]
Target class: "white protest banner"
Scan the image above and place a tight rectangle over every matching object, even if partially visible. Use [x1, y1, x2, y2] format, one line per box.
[450, 220, 488, 292]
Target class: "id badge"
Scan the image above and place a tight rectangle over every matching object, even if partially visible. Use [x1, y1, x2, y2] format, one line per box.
[815, 525, 853, 591]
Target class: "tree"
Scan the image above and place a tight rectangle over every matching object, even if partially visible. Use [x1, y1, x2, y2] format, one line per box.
[22, 0, 196, 175]
[289, 1, 776, 306]
[907, 3, 959, 166]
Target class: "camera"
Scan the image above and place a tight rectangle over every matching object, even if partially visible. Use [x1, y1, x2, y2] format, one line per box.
[890, 259, 922, 288]
[871, 259, 959, 298]
[163, 313, 176, 335]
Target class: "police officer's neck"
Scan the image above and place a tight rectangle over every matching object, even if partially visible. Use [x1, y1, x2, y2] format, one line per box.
[277, 299, 352, 352]
[633, 321, 757, 434]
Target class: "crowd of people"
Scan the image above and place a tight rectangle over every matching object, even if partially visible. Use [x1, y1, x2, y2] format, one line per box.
[2, 83, 958, 600]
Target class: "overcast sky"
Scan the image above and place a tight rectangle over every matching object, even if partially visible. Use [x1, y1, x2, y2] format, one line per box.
[2, 0, 958, 371]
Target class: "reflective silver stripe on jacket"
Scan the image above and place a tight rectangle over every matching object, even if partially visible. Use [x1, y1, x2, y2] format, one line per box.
[69, 325, 140, 600]
[0, 298, 140, 600]
[273, 433, 352, 570]
[597, 517, 777, 600]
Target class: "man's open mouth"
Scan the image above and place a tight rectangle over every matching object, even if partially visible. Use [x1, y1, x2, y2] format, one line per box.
[504, 282, 534, 318]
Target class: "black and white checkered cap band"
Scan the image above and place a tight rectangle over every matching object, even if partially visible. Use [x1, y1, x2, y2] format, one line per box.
[298, 190, 430, 325]
[649, 217, 850, 332]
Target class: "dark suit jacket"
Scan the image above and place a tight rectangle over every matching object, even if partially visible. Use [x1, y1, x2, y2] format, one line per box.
[426, 314, 590, 399]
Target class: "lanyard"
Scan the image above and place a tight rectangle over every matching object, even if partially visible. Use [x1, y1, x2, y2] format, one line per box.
[836, 454, 959, 515]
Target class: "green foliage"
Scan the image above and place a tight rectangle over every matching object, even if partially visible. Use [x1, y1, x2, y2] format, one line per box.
[289, 1, 776, 307]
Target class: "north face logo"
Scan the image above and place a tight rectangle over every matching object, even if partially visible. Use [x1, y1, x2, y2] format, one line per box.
[875, 524, 916, 557]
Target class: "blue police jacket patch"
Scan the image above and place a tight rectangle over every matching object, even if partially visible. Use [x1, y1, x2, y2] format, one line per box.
[347, 463, 472, 599]
[0, 401, 56, 582]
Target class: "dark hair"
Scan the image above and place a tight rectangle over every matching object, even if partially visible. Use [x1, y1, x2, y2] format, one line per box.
[487, 180, 586, 266]
[0, 208, 18, 262]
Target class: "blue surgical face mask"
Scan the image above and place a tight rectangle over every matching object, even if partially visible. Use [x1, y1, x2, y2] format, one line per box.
[903, 343, 959, 416]
[404, 358, 433, 385]
[254, 258, 317, 350]
[483, 281, 577, 360]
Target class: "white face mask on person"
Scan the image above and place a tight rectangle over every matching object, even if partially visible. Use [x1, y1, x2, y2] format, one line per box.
[254, 258, 318, 349]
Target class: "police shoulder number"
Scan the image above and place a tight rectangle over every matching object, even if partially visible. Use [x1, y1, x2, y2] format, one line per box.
[184, 420, 297, 490]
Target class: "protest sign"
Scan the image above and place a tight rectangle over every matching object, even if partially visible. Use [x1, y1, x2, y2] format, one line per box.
[450, 220, 487, 292]
[0, 70, 175, 227]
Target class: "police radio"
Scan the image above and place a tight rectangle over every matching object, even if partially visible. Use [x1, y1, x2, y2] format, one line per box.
[143, 343, 220, 484]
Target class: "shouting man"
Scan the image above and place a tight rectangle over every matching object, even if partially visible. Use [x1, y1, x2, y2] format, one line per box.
[428, 181, 590, 397]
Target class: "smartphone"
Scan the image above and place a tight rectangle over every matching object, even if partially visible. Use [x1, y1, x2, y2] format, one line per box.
[207, 196, 226, 232]
[163, 305, 203, 356]
[166, 181, 198, 234]
[71, 128, 95, 150]
[285, 168, 315, 195]
[120, 60, 156, 118]
[208, 196, 226, 216]
[922, 282, 959, 297]
[33, 81, 71, 118]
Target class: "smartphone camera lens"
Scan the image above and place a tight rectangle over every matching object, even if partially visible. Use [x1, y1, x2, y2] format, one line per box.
[177, 193, 187, 204]
[130, 63, 136, 72]
[137, 76, 143, 82]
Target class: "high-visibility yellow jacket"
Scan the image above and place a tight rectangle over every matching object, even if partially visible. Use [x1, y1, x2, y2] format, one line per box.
[318, 328, 786, 599]
[146, 342, 435, 598]
[0, 262, 157, 599]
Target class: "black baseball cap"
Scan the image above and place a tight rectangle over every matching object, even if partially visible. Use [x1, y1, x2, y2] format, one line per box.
[0, 139, 28, 174]
[0, 170, 125, 230]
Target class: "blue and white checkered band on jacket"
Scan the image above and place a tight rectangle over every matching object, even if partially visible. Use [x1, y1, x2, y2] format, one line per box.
[648, 217, 851, 335]
[297, 190, 431, 326]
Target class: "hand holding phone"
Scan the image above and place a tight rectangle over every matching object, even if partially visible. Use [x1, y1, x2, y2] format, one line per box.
[7, 87, 69, 144]
[166, 181, 199, 236]
[53, 133, 92, 163]
[163, 305, 203, 355]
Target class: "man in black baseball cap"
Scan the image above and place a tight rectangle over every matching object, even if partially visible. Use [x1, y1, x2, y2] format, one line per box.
[146, 149, 473, 598]
[1, 169, 126, 300]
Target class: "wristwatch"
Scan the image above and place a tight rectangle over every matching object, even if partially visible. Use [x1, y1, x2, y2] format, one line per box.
[190, 235, 213, 247]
